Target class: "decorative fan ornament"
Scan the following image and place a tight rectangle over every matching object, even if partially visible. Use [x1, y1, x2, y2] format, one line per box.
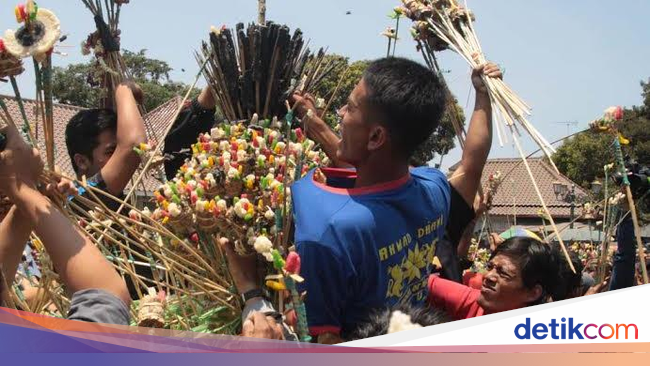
[4, 1, 60, 62]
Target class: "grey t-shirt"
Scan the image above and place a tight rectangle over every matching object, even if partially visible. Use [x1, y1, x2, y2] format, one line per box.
[67, 289, 130, 325]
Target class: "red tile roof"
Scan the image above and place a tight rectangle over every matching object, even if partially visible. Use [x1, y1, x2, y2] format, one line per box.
[0, 95, 182, 193]
[450, 158, 590, 218]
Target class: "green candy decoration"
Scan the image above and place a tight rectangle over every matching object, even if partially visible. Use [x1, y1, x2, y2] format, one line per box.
[271, 249, 285, 270]
[172, 195, 181, 205]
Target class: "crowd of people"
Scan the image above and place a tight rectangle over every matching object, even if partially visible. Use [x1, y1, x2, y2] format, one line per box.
[0, 57, 644, 344]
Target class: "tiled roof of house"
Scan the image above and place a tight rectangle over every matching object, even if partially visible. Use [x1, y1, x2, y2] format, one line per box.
[0, 95, 182, 193]
[450, 158, 590, 218]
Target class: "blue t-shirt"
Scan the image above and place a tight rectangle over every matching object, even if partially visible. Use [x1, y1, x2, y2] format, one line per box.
[292, 167, 451, 336]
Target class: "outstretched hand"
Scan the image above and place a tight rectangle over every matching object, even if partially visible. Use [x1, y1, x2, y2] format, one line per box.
[43, 173, 79, 199]
[242, 312, 284, 340]
[218, 237, 259, 295]
[472, 62, 502, 95]
[119, 80, 144, 105]
[290, 92, 319, 120]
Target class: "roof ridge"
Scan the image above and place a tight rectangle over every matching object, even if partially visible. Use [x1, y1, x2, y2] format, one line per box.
[0, 94, 86, 112]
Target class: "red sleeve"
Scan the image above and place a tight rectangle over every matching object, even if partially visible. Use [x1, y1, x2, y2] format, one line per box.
[428, 275, 481, 320]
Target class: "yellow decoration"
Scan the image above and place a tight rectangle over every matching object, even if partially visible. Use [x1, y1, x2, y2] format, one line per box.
[618, 134, 630, 145]
[266, 280, 286, 291]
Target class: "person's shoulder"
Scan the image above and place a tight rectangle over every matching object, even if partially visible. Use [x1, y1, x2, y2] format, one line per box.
[410, 167, 451, 203]
[411, 167, 449, 187]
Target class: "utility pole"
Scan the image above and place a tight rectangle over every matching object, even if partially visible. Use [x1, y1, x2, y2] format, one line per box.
[556, 121, 579, 137]
[258, 0, 267, 25]
[569, 184, 576, 229]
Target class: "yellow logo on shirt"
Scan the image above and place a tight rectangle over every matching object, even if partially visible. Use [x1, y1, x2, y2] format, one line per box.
[381, 215, 443, 303]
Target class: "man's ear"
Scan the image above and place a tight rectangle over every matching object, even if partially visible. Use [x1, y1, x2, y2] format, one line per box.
[367, 125, 388, 152]
[525, 284, 544, 303]
[73, 154, 90, 174]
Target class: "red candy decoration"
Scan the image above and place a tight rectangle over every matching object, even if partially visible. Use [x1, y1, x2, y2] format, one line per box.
[190, 233, 199, 243]
[614, 106, 624, 121]
[284, 252, 301, 274]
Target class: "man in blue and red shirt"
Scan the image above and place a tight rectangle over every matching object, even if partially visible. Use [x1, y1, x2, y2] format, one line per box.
[288, 57, 502, 343]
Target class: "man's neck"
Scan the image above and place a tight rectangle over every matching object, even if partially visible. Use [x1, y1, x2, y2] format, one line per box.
[354, 158, 410, 189]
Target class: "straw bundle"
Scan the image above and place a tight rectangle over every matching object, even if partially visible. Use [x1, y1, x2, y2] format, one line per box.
[399, 0, 556, 164]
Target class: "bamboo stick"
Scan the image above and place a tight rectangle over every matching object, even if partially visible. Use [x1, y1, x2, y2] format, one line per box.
[510, 128, 576, 273]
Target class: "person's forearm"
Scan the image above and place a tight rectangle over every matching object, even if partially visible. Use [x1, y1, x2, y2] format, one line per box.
[0, 206, 33, 300]
[463, 93, 492, 175]
[451, 92, 492, 205]
[457, 219, 478, 258]
[8, 186, 130, 304]
[0, 206, 33, 278]
[115, 86, 147, 149]
[308, 119, 351, 168]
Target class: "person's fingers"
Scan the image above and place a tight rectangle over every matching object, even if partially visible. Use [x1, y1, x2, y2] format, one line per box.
[251, 312, 273, 338]
[304, 93, 316, 103]
[44, 183, 55, 196]
[290, 92, 303, 103]
[242, 318, 255, 337]
[266, 316, 284, 339]
[218, 237, 234, 257]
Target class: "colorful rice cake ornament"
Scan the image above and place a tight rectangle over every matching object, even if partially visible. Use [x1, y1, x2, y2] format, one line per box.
[0, 39, 25, 79]
[153, 116, 329, 256]
[4, 1, 60, 61]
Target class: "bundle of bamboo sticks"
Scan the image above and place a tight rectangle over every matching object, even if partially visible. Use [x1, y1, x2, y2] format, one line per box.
[197, 22, 335, 121]
[80, 0, 159, 144]
[400, 0, 556, 164]
[399, 0, 576, 272]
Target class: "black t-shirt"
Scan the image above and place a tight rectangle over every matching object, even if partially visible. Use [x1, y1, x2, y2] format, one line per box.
[434, 186, 476, 283]
[73, 172, 153, 299]
[163, 99, 216, 180]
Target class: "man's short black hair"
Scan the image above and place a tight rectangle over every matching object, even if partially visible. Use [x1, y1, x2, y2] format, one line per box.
[492, 237, 560, 305]
[343, 303, 450, 341]
[362, 57, 447, 158]
[65, 109, 117, 173]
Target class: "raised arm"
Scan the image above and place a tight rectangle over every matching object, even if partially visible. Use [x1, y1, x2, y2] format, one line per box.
[0, 126, 130, 305]
[100, 82, 147, 196]
[291, 93, 350, 168]
[449, 63, 501, 206]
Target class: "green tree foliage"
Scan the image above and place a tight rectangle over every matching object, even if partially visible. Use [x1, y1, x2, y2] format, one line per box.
[52, 49, 193, 112]
[554, 81, 650, 187]
[553, 80, 650, 219]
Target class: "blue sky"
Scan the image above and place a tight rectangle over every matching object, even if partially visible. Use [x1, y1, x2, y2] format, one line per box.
[2, 0, 649, 170]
